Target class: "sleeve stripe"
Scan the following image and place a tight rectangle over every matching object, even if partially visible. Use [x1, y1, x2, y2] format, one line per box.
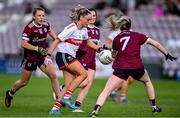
[144, 38, 150, 45]
[56, 37, 62, 42]
[22, 37, 29, 41]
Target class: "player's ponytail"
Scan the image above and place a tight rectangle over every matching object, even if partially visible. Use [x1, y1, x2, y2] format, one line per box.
[105, 15, 118, 31]
[105, 14, 131, 31]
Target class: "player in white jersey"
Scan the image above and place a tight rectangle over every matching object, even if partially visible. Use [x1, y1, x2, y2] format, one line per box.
[47, 5, 103, 115]
[105, 26, 133, 103]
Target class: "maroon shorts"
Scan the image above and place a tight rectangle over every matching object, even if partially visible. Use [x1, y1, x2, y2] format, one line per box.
[113, 68, 145, 80]
[21, 58, 44, 71]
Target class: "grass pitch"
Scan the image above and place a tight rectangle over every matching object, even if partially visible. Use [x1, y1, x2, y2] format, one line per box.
[0, 74, 180, 117]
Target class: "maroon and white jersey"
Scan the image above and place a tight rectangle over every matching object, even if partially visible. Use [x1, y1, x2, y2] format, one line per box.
[22, 21, 50, 61]
[77, 25, 100, 67]
[112, 31, 150, 69]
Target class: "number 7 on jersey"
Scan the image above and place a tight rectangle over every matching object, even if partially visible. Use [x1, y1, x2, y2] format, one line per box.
[120, 36, 130, 51]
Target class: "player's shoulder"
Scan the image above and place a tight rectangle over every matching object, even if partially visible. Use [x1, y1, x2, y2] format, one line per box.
[94, 25, 100, 30]
[130, 31, 144, 36]
[42, 21, 50, 27]
[26, 21, 34, 29]
[66, 23, 76, 30]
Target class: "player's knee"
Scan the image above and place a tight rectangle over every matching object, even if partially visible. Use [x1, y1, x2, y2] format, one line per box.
[47, 72, 57, 80]
[81, 71, 88, 80]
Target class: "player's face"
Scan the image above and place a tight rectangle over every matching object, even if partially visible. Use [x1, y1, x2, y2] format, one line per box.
[89, 11, 96, 24]
[33, 10, 45, 26]
[80, 14, 92, 27]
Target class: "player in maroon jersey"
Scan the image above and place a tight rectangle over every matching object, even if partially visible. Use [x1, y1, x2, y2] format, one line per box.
[5, 7, 60, 108]
[90, 15, 177, 117]
[66, 9, 100, 112]
[105, 28, 134, 103]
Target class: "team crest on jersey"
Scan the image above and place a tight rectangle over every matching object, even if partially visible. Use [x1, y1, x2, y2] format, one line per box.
[96, 30, 99, 35]
[44, 28, 47, 33]
[38, 29, 43, 34]
[67, 55, 73, 62]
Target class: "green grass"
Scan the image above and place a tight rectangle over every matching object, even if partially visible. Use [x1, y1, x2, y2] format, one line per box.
[0, 74, 180, 117]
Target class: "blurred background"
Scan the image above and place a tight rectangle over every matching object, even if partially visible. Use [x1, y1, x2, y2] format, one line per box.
[0, 0, 179, 80]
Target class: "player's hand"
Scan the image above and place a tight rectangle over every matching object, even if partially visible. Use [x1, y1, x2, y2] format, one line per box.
[102, 44, 109, 50]
[111, 49, 118, 58]
[97, 47, 103, 53]
[165, 53, 177, 61]
[44, 56, 53, 65]
[35, 46, 47, 56]
[76, 49, 86, 57]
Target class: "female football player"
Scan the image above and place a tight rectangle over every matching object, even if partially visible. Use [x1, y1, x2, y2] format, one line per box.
[68, 8, 101, 112]
[5, 7, 60, 108]
[105, 28, 134, 103]
[47, 5, 102, 115]
[90, 15, 177, 117]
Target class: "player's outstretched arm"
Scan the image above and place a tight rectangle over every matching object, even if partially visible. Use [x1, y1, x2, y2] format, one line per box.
[86, 39, 103, 52]
[147, 38, 177, 61]
[47, 38, 60, 55]
[48, 28, 57, 40]
[21, 40, 47, 56]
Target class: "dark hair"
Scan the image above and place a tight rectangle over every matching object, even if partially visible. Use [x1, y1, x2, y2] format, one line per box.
[88, 8, 97, 17]
[32, 7, 45, 16]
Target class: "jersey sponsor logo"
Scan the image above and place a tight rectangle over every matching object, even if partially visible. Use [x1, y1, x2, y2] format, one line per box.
[65, 38, 82, 46]
[32, 37, 46, 42]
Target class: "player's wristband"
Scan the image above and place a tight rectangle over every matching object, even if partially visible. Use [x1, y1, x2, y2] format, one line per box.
[34, 46, 39, 52]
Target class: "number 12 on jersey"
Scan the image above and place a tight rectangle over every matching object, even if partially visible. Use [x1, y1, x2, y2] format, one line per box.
[120, 36, 130, 51]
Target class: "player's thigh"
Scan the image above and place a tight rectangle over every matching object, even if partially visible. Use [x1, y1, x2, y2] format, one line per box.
[39, 62, 56, 76]
[139, 70, 151, 83]
[103, 74, 124, 94]
[66, 60, 87, 76]
[20, 59, 35, 82]
[87, 68, 95, 83]
[63, 69, 75, 86]
[21, 68, 32, 82]
[79, 68, 95, 87]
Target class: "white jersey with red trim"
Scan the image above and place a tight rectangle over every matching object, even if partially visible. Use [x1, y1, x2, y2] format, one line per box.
[56, 23, 89, 57]
[108, 29, 121, 41]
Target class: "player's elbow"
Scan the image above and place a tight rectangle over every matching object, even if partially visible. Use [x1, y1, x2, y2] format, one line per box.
[21, 40, 26, 48]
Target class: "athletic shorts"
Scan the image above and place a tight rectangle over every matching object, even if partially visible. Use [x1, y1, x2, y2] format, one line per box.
[21, 58, 44, 71]
[113, 68, 145, 80]
[56, 52, 77, 70]
[79, 61, 96, 71]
